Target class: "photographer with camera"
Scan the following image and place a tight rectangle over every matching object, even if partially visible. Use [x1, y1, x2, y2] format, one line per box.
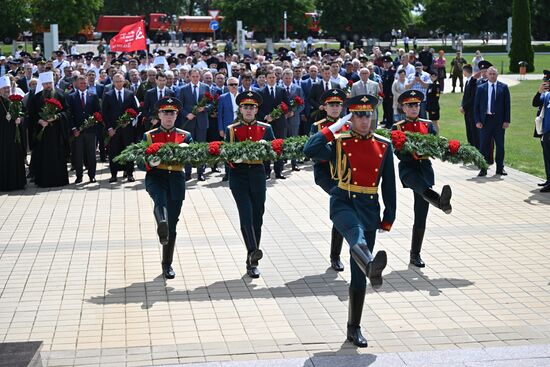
[405, 62, 432, 118]
[533, 70, 550, 192]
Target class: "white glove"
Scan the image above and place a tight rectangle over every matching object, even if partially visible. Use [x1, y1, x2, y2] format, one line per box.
[328, 113, 352, 134]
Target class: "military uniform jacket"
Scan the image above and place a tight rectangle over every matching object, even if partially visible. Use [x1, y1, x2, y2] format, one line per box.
[143, 126, 193, 200]
[225, 119, 275, 192]
[392, 118, 436, 188]
[303, 127, 396, 231]
[309, 116, 350, 193]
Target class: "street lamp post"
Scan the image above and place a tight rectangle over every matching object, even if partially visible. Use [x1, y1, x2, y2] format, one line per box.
[284, 11, 287, 40]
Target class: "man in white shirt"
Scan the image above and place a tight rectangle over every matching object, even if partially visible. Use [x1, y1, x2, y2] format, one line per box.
[329, 60, 348, 88]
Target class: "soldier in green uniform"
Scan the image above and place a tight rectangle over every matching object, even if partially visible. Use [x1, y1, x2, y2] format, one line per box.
[310, 89, 349, 271]
[226, 91, 275, 278]
[143, 97, 193, 279]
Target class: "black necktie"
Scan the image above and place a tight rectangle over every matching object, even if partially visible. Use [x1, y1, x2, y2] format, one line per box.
[159, 89, 163, 99]
[324, 82, 328, 92]
[286, 86, 290, 95]
[193, 85, 198, 103]
[490, 84, 496, 114]
[271, 87, 275, 99]
[80, 92, 85, 108]
[117, 90, 122, 103]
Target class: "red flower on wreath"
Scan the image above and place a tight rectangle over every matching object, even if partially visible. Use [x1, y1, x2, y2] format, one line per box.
[272, 138, 284, 156]
[125, 108, 138, 118]
[8, 94, 23, 102]
[391, 130, 407, 151]
[145, 142, 164, 155]
[93, 112, 104, 123]
[280, 102, 289, 114]
[208, 141, 223, 155]
[449, 140, 460, 155]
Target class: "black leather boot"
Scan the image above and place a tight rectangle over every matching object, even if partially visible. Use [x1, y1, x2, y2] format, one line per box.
[162, 235, 176, 279]
[347, 287, 368, 347]
[350, 244, 387, 289]
[421, 185, 452, 214]
[330, 226, 344, 272]
[410, 227, 426, 268]
[154, 206, 169, 245]
[241, 227, 262, 278]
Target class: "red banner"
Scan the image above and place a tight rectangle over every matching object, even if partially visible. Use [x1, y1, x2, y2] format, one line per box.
[109, 20, 146, 52]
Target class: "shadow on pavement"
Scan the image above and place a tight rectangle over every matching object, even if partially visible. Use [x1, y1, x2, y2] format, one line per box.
[87, 266, 474, 309]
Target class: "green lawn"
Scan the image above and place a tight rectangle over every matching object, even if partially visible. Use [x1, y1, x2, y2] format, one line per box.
[443, 53, 550, 75]
[439, 79, 545, 178]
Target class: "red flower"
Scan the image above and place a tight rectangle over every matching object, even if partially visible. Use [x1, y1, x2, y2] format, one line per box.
[348, 79, 354, 87]
[280, 102, 289, 114]
[145, 142, 164, 155]
[391, 130, 407, 151]
[378, 91, 385, 99]
[205, 92, 214, 101]
[8, 94, 23, 102]
[449, 140, 460, 155]
[293, 96, 304, 106]
[45, 98, 63, 111]
[93, 112, 104, 123]
[208, 141, 223, 155]
[272, 138, 284, 156]
[125, 108, 138, 118]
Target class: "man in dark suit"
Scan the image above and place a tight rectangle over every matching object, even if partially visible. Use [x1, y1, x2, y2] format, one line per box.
[179, 68, 210, 181]
[143, 72, 176, 131]
[102, 73, 139, 182]
[67, 75, 102, 183]
[258, 70, 290, 179]
[474, 67, 511, 177]
[460, 64, 479, 148]
[308, 65, 340, 131]
[16, 64, 33, 94]
[299, 65, 319, 134]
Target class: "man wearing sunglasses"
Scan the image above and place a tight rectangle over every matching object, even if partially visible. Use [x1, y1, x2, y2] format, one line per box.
[225, 91, 275, 278]
[393, 90, 453, 269]
[304, 94, 396, 348]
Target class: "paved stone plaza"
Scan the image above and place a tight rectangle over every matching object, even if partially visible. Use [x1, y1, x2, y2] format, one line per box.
[1, 159, 549, 366]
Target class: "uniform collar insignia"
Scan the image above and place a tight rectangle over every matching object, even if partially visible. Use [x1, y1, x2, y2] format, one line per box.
[160, 126, 175, 133]
[350, 129, 372, 140]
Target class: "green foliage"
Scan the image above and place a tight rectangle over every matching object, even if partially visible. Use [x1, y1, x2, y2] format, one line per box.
[509, 0, 534, 72]
[316, 0, 411, 37]
[375, 129, 488, 169]
[101, 0, 190, 16]
[214, 0, 315, 36]
[422, 0, 481, 34]
[0, 0, 31, 39]
[31, 0, 103, 36]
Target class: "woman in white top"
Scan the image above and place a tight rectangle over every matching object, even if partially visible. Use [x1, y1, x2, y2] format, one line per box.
[391, 69, 408, 122]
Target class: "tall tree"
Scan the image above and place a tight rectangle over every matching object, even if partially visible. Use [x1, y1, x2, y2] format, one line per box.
[316, 0, 412, 38]
[509, 0, 534, 72]
[477, 0, 512, 33]
[101, 0, 189, 16]
[31, 0, 103, 36]
[422, 0, 481, 34]
[214, 0, 315, 38]
[532, 0, 550, 40]
[0, 0, 31, 43]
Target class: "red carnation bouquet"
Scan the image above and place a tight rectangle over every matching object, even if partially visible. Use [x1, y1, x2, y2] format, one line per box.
[208, 141, 223, 155]
[290, 95, 304, 112]
[271, 138, 284, 156]
[8, 95, 24, 143]
[391, 130, 407, 151]
[269, 102, 289, 121]
[105, 108, 138, 144]
[79, 112, 103, 132]
[192, 91, 214, 115]
[449, 140, 460, 155]
[209, 93, 221, 116]
[37, 98, 63, 141]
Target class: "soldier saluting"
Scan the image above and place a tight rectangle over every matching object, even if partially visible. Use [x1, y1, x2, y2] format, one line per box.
[304, 94, 396, 348]
[143, 97, 193, 279]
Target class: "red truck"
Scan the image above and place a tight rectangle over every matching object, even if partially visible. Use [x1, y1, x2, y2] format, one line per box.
[96, 13, 171, 42]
